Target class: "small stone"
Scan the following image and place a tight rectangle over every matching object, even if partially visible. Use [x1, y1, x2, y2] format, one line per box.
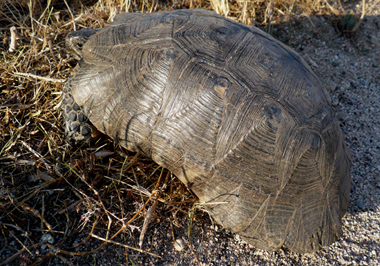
[41, 233, 54, 244]
[174, 239, 186, 251]
[356, 199, 364, 208]
[81, 126, 90, 136]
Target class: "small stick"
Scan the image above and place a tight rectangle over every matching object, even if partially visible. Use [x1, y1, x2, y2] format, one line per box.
[352, 0, 366, 32]
[138, 197, 155, 248]
[138, 169, 167, 248]
[13, 72, 66, 83]
[63, 0, 76, 31]
[9, 26, 18, 53]
[61, 14, 83, 28]
[4, 199, 53, 231]
[21, 140, 51, 170]
[325, 1, 340, 16]
[21, 204, 52, 231]
[7, 230, 33, 257]
[90, 234, 161, 258]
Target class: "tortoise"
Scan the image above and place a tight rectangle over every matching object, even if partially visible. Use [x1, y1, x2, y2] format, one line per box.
[61, 9, 351, 253]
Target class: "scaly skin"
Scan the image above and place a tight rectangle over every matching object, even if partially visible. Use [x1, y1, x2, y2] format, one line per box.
[61, 80, 94, 146]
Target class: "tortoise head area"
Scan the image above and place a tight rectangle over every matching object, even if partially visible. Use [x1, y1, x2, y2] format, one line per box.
[65, 29, 99, 61]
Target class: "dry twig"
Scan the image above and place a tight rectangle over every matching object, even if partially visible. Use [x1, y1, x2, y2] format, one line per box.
[8, 26, 18, 52]
[12, 72, 66, 83]
[352, 0, 366, 32]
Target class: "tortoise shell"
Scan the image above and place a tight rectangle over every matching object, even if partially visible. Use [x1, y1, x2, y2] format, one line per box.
[62, 9, 351, 253]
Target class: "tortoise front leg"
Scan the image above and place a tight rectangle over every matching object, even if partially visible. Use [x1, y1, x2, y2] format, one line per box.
[61, 83, 97, 146]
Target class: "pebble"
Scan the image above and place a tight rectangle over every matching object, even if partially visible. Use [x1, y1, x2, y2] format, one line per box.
[40, 233, 54, 244]
[174, 239, 186, 251]
[356, 199, 364, 208]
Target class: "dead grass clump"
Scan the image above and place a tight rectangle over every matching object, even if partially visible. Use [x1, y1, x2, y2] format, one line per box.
[1, 1, 197, 264]
[0, 0, 365, 264]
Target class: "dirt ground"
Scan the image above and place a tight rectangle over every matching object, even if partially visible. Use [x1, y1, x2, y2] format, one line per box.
[1, 1, 380, 265]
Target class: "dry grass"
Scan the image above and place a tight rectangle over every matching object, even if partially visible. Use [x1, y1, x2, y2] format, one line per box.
[0, 0, 364, 265]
